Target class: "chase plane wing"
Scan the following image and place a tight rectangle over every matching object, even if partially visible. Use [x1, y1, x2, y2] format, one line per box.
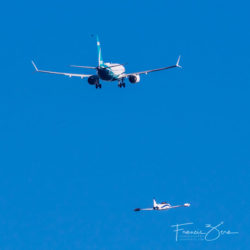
[134, 208, 154, 212]
[170, 203, 191, 209]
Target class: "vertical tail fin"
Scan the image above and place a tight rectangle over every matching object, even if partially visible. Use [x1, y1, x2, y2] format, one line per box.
[96, 35, 104, 66]
[153, 198, 157, 208]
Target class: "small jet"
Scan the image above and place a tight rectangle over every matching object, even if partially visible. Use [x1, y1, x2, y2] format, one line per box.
[31, 36, 181, 89]
[134, 198, 190, 212]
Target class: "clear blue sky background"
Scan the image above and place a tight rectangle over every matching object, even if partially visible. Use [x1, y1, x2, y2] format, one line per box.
[0, 0, 249, 249]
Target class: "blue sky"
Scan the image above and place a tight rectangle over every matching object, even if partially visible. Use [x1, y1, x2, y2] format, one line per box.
[0, 0, 249, 249]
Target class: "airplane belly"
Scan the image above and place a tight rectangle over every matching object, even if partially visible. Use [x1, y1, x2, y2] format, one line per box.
[98, 68, 121, 81]
[98, 69, 115, 81]
[98, 64, 125, 81]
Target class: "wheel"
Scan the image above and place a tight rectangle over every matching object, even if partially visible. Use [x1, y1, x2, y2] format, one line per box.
[122, 83, 126, 88]
[96, 84, 98, 89]
[99, 84, 102, 88]
[118, 83, 122, 88]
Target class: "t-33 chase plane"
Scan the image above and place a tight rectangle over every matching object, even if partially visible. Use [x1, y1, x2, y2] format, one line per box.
[134, 198, 190, 212]
[32, 36, 181, 89]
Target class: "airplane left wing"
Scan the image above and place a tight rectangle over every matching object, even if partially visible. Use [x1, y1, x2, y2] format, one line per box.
[122, 56, 181, 77]
[32, 61, 91, 79]
[134, 208, 153, 211]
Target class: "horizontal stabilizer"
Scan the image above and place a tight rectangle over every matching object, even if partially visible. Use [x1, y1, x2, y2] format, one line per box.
[69, 65, 97, 69]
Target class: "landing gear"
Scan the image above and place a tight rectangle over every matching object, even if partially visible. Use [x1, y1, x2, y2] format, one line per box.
[118, 82, 125, 88]
[96, 83, 102, 89]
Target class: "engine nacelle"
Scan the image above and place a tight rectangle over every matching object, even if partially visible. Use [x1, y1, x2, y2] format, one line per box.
[128, 74, 140, 83]
[88, 75, 99, 85]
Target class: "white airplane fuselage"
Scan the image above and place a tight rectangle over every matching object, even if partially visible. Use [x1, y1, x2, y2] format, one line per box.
[153, 203, 171, 210]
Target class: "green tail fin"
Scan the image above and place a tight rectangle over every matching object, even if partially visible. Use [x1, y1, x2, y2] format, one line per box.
[96, 35, 104, 66]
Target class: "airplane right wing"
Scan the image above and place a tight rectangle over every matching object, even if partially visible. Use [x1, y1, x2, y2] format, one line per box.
[32, 61, 91, 79]
[123, 56, 181, 77]
[170, 203, 191, 209]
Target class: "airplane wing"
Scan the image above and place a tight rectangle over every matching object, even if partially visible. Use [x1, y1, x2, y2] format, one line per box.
[123, 56, 181, 77]
[32, 61, 91, 79]
[169, 205, 184, 209]
[170, 203, 190, 209]
[134, 208, 153, 211]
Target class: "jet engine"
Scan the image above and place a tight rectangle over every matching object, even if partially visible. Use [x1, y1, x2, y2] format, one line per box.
[88, 75, 99, 85]
[128, 74, 140, 83]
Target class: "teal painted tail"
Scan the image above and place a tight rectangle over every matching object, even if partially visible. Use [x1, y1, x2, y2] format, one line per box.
[96, 36, 104, 66]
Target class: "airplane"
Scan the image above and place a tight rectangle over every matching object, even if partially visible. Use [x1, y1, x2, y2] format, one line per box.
[31, 36, 182, 89]
[134, 198, 190, 212]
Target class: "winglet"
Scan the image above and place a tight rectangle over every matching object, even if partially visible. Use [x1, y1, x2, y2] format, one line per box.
[31, 60, 38, 71]
[176, 55, 182, 68]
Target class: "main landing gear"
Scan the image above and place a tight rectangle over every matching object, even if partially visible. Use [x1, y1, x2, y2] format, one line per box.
[95, 83, 102, 89]
[118, 83, 125, 88]
[118, 81, 125, 88]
